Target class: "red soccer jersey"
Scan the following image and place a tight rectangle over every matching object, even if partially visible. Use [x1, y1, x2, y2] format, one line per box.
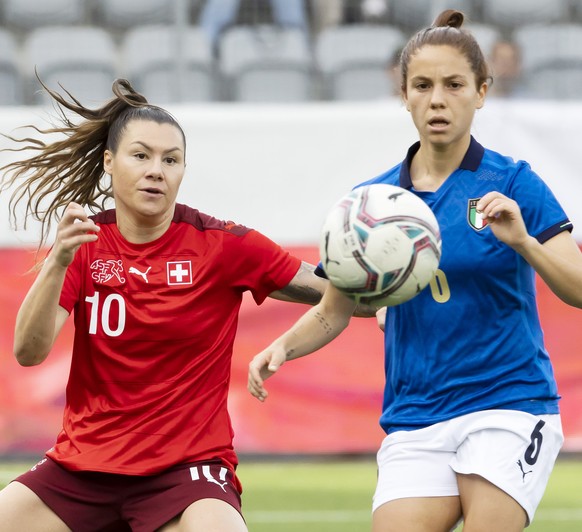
[50, 204, 300, 475]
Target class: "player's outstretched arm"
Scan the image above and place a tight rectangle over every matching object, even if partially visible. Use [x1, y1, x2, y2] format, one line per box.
[269, 261, 379, 317]
[248, 283, 356, 401]
[14, 202, 99, 366]
[269, 261, 327, 305]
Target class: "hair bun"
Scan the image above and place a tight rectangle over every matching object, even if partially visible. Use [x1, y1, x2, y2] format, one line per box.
[432, 9, 464, 29]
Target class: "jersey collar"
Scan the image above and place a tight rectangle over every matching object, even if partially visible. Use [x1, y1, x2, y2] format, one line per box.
[399, 136, 485, 189]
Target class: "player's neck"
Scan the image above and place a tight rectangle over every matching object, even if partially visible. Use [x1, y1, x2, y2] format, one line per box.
[115, 209, 174, 244]
[411, 137, 470, 192]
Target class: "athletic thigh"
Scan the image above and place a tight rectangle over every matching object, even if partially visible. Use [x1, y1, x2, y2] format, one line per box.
[14, 456, 127, 531]
[0, 481, 71, 532]
[451, 412, 563, 526]
[373, 429, 460, 510]
[457, 474, 526, 532]
[159, 498, 247, 532]
[125, 461, 244, 532]
[373, 496, 461, 532]
[373, 429, 462, 531]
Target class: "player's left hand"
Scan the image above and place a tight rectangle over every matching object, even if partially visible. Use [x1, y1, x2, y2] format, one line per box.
[248, 347, 286, 402]
[476, 192, 530, 249]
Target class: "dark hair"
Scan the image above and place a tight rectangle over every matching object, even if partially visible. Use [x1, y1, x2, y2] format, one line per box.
[399, 9, 490, 93]
[0, 78, 186, 247]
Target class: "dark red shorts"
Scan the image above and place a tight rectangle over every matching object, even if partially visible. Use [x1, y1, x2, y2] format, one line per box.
[15, 457, 242, 532]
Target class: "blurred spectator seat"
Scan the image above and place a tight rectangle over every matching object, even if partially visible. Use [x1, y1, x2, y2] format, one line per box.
[315, 24, 405, 101]
[388, 0, 476, 30]
[121, 25, 216, 103]
[481, 0, 570, 31]
[1, 0, 86, 30]
[514, 24, 582, 100]
[0, 30, 23, 105]
[24, 26, 118, 106]
[95, 0, 177, 30]
[573, 0, 582, 22]
[218, 26, 314, 102]
[200, 0, 308, 53]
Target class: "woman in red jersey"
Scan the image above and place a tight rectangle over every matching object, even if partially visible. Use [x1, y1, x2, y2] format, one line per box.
[0, 79, 336, 531]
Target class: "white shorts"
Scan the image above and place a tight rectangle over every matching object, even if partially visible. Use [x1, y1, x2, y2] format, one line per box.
[373, 410, 563, 525]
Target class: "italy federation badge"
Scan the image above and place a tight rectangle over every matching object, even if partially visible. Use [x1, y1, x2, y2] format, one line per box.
[467, 198, 488, 231]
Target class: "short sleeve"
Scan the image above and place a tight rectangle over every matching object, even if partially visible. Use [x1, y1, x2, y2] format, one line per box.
[510, 162, 572, 244]
[226, 229, 301, 305]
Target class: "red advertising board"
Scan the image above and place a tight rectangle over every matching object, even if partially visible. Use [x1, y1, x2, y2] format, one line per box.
[1, 246, 581, 456]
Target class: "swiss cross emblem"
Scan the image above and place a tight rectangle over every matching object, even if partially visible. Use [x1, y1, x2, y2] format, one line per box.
[167, 261, 193, 285]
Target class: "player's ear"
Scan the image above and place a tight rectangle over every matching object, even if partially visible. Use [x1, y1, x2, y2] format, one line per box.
[476, 82, 488, 109]
[103, 150, 113, 175]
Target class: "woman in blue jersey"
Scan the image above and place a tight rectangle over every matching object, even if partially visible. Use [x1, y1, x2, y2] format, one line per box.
[248, 9, 582, 531]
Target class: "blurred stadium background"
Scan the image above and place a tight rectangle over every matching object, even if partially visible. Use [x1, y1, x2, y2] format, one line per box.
[0, 0, 581, 105]
[0, 0, 582, 529]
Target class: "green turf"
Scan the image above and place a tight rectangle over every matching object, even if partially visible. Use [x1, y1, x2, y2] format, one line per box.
[1, 457, 581, 531]
[239, 458, 375, 532]
[238, 457, 582, 532]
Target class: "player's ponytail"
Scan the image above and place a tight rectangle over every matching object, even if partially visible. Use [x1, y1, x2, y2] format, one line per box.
[0, 77, 185, 248]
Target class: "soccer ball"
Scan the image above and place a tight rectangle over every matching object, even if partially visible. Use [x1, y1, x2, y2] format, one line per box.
[319, 183, 441, 307]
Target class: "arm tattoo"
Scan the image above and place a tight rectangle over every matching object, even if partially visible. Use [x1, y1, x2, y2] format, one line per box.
[278, 284, 322, 305]
[276, 262, 325, 304]
[314, 311, 333, 335]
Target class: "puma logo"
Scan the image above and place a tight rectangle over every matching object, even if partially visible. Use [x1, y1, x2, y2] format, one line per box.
[517, 459, 533, 482]
[129, 266, 151, 283]
[202, 465, 229, 492]
[190, 465, 229, 493]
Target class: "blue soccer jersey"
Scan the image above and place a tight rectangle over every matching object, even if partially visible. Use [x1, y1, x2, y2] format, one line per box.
[358, 137, 572, 434]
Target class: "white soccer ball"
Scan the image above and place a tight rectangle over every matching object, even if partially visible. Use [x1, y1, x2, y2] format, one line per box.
[320, 183, 441, 307]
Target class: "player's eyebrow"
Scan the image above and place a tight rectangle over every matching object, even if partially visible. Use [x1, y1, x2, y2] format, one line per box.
[411, 73, 468, 82]
[131, 140, 183, 154]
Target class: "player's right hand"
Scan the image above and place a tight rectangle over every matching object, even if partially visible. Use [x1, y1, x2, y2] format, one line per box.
[248, 347, 286, 402]
[51, 202, 100, 267]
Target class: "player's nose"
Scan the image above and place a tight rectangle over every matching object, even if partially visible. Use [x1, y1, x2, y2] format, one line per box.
[147, 157, 164, 180]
